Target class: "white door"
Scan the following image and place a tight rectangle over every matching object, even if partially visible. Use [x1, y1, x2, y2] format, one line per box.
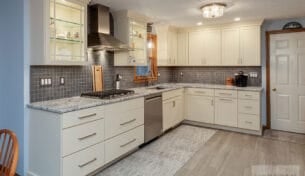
[215, 97, 238, 127]
[185, 95, 215, 124]
[240, 26, 261, 66]
[202, 29, 221, 65]
[189, 31, 204, 65]
[222, 28, 240, 65]
[270, 32, 305, 133]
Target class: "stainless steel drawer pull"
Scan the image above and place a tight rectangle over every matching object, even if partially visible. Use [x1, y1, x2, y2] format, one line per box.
[78, 133, 97, 140]
[120, 139, 137, 148]
[219, 93, 232, 95]
[245, 121, 253, 124]
[78, 113, 97, 120]
[244, 95, 252, 97]
[78, 158, 97, 168]
[120, 119, 136, 126]
[195, 91, 206, 94]
[244, 106, 253, 109]
[219, 99, 233, 102]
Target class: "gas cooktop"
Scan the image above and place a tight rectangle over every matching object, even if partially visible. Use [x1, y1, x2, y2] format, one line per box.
[81, 89, 135, 99]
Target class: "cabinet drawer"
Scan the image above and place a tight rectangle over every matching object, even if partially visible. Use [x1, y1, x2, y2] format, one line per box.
[62, 106, 104, 129]
[105, 98, 144, 112]
[105, 125, 144, 164]
[238, 100, 260, 115]
[215, 89, 237, 98]
[163, 89, 184, 100]
[62, 119, 104, 157]
[238, 114, 260, 131]
[185, 88, 214, 97]
[105, 107, 144, 139]
[238, 91, 260, 100]
[63, 142, 104, 176]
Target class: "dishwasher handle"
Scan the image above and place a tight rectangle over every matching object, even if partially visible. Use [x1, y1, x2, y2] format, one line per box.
[145, 96, 162, 102]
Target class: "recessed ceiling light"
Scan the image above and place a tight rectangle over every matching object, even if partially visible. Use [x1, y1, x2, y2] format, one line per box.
[197, 22, 203, 26]
[234, 17, 241, 22]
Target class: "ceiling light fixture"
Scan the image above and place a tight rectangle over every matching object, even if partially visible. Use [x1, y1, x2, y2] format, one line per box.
[200, 3, 227, 18]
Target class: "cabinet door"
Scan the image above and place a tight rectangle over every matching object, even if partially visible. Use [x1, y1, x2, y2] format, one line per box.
[177, 32, 189, 65]
[172, 96, 184, 125]
[222, 28, 240, 65]
[189, 31, 204, 65]
[240, 26, 261, 66]
[168, 30, 178, 65]
[185, 95, 215, 124]
[215, 97, 238, 127]
[202, 29, 221, 65]
[156, 25, 169, 66]
[163, 100, 174, 132]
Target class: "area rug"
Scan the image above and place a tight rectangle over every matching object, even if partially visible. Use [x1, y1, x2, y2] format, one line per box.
[97, 125, 216, 176]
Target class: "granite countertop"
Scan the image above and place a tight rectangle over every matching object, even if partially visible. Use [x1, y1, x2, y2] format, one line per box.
[27, 83, 263, 114]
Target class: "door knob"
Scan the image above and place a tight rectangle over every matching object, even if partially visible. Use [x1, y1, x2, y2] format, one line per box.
[272, 88, 277, 91]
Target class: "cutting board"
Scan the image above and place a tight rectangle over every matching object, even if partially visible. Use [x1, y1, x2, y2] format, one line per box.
[92, 65, 103, 92]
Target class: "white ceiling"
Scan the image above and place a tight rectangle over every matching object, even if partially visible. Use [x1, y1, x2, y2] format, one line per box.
[92, 0, 305, 27]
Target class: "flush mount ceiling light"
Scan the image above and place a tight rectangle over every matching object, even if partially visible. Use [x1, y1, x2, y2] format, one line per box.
[200, 3, 227, 18]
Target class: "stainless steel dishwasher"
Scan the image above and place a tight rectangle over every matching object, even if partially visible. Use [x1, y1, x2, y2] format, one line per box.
[144, 93, 163, 143]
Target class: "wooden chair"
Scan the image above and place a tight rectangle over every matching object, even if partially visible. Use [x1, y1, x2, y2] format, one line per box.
[0, 129, 19, 176]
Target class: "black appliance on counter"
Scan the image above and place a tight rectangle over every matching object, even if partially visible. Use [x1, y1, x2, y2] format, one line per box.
[81, 89, 135, 99]
[234, 71, 248, 87]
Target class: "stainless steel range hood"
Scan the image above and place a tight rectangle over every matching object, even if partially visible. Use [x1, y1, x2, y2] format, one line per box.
[88, 5, 129, 51]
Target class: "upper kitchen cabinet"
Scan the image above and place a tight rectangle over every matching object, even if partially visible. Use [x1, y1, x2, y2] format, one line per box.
[222, 24, 261, 66]
[177, 31, 189, 65]
[30, 0, 89, 65]
[189, 29, 221, 66]
[155, 25, 179, 66]
[113, 11, 149, 66]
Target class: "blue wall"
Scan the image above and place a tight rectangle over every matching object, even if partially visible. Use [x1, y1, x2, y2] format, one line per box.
[261, 17, 305, 125]
[0, 0, 25, 174]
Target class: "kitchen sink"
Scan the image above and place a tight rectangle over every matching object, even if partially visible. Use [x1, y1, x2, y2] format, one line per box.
[147, 86, 171, 90]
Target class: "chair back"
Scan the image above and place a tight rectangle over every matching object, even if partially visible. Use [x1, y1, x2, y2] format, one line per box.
[0, 129, 19, 176]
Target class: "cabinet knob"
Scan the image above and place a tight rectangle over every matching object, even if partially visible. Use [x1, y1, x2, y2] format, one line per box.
[272, 88, 277, 92]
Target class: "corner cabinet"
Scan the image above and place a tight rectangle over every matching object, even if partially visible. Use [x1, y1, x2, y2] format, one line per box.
[113, 11, 148, 66]
[29, 0, 89, 65]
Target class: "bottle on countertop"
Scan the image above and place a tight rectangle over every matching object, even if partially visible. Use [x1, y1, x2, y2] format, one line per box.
[115, 74, 122, 90]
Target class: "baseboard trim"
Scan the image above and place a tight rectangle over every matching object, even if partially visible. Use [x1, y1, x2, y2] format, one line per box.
[183, 120, 263, 136]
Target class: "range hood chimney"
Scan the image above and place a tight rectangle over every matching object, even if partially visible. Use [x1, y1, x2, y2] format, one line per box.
[88, 4, 129, 51]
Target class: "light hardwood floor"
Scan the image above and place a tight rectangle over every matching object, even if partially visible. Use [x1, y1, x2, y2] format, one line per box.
[175, 129, 305, 176]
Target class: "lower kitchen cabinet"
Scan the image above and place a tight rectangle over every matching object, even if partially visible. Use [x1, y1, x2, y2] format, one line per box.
[214, 97, 238, 127]
[185, 88, 215, 124]
[28, 98, 145, 176]
[162, 89, 184, 131]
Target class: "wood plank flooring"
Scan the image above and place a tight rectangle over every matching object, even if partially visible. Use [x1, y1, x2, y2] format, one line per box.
[175, 129, 305, 176]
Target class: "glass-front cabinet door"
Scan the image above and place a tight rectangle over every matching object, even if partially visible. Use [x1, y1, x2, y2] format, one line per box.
[49, 0, 87, 64]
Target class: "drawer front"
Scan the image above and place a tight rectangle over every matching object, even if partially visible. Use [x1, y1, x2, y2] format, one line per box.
[185, 88, 214, 97]
[63, 142, 104, 176]
[215, 89, 237, 98]
[238, 91, 260, 100]
[105, 107, 144, 139]
[238, 114, 260, 131]
[62, 119, 104, 157]
[163, 89, 184, 100]
[62, 106, 104, 129]
[105, 125, 144, 164]
[238, 100, 260, 115]
[105, 98, 144, 112]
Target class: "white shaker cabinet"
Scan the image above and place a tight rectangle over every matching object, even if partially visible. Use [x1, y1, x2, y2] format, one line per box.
[30, 0, 89, 65]
[189, 31, 204, 65]
[221, 28, 240, 66]
[177, 32, 189, 65]
[240, 26, 261, 66]
[185, 88, 215, 124]
[202, 29, 222, 65]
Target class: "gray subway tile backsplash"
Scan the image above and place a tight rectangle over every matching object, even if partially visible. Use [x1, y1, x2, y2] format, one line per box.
[30, 52, 262, 102]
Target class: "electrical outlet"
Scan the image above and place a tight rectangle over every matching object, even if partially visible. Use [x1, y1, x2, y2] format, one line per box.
[249, 72, 258, 78]
[180, 72, 184, 77]
[60, 77, 65, 85]
[157, 72, 161, 77]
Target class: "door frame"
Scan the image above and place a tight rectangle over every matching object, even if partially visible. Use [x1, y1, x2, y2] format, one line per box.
[265, 28, 305, 129]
